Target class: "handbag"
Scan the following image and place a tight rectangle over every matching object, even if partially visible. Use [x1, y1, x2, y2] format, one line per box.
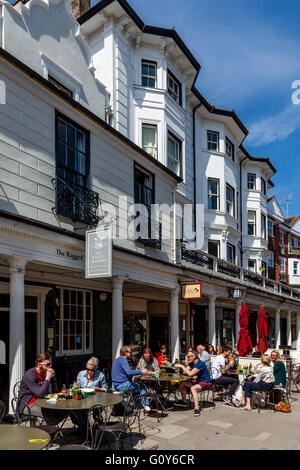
[274, 401, 291, 413]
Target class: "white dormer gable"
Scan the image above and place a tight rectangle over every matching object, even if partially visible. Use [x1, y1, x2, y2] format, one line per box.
[267, 196, 285, 221]
[1, 0, 107, 119]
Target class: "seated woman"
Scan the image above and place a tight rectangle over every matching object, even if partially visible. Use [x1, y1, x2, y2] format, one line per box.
[271, 350, 286, 403]
[74, 357, 108, 391]
[241, 354, 274, 411]
[207, 344, 216, 355]
[137, 348, 160, 374]
[72, 357, 108, 436]
[155, 345, 169, 367]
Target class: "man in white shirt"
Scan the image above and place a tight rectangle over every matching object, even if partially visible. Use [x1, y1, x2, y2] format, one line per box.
[211, 346, 239, 406]
[196, 344, 211, 372]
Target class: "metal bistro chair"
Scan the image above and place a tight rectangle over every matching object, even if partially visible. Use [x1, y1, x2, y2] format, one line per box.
[0, 400, 5, 423]
[211, 367, 230, 402]
[56, 405, 104, 451]
[251, 387, 274, 414]
[11, 397, 63, 448]
[96, 392, 142, 450]
[13, 381, 21, 400]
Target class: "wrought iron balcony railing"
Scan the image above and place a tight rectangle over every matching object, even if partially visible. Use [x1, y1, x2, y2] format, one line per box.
[136, 219, 162, 250]
[52, 177, 100, 227]
[181, 245, 300, 301]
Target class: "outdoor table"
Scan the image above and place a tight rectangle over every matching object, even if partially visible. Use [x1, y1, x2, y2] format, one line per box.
[35, 392, 123, 441]
[138, 373, 191, 409]
[0, 424, 50, 450]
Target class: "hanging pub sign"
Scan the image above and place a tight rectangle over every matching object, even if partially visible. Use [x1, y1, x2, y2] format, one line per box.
[181, 282, 202, 300]
[85, 227, 112, 278]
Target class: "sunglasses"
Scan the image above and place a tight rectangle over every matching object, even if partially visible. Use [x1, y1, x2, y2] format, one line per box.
[87, 368, 95, 372]
[40, 362, 52, 367]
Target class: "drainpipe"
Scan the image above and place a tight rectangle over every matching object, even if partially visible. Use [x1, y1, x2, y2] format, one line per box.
[240, 155, 248, 267]
[192, 102, 202, 245]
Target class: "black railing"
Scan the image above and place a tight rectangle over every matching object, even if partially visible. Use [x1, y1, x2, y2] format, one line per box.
[137, 221, 162, 250]
[243, 270, 264, 286]
[217, 260, 240, 278]
[53, 177, 100, 227]
[181, 246, 214, 270]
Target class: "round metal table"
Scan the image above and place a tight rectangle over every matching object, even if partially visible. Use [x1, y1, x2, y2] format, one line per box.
[35, 392, 123, 411]
[0, 424, 50, 450]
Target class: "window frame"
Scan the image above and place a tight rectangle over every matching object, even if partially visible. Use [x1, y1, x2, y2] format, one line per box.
[55, 110, 90, 188]
[248, 258, 257, 273]
[226, 183, 235, 217]
[207, 131, 219, 152]
[167, 69, 182, 105]
[208, 240, 220, 258]
[247, 173, 256, 190]
[225, 137, 235, 162]
[207, 178, 220, 211]
[167, 131, 182, 176]
[56, 288, 93, 357]
[268, 252, 274, 268]
[279, 231, 285, 254]
[268, 220, 274, 238]
[261, 213, 267, 240]
[227, 243, 236, 264]
[142, 123, 158, 159]
[134, 163, 156, 242]
[141, 60, 157, 88]
[294, 261, 299, 275]
[248, 210, 256, 236]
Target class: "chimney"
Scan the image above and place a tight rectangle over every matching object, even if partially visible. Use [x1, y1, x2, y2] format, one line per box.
[70, 0, 90, 19]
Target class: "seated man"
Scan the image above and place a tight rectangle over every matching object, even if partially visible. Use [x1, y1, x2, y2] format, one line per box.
[174, 350, 212, 417]
[211, 346, 239, 406]
[111, 346, 152, 413]
[17, 352, 67, 425]
[196, 344, 211, 371]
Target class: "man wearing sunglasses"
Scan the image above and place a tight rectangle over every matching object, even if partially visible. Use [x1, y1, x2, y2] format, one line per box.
[17, 352, 67, 424]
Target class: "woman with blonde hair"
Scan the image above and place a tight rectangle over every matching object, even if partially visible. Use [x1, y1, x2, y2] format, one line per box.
[241, 353, 274, 411]
[75, 356, 108, 392]
[271, 350, 286, 403]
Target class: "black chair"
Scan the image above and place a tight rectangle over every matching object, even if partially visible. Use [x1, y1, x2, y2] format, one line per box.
[56, 405, 104, 450]
[0, 400, 5, 423]
[11, 397, 62, 448]
[96, 392, 142, 450]
[251, 387, 274, 413]
[211, 367, 230, 401]
[13, 381, 21, 399]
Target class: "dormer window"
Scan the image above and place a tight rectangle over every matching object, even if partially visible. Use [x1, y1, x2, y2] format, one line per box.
[261, 177, 267, 195]
[225, 137, 234, 161]
[167, 70, 181, 105]
[48, 75, 73, 99]
[141, 60, 156, 88]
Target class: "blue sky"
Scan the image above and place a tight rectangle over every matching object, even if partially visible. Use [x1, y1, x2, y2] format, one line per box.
[90, 0, 300, 217]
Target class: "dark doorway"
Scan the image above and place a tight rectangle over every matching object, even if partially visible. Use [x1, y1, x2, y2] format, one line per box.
[25, 312, 37, 371]
[149, 315, 169, 355]
[248, 311, 258, 349]
[192, 305, 207, 347]
[0, 311, 9, 417]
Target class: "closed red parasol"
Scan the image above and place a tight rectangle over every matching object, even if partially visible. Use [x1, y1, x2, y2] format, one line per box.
[256, 306, 268, 354]
[237, 302, 253, 356]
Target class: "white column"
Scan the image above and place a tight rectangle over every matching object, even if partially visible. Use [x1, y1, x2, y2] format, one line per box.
[275, 308, 281, 350]
[287, 310, 292, 347]
[208, 294, 217, 348]
[8, 256, 27, 414]
[170, 287, 180, 363]
[235, 300, 242, 346]
[296, 313, 300, 352]
[112, 277, 124, 361]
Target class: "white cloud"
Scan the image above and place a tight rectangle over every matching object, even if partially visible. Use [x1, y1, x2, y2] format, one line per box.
[246, 103, 300, 146]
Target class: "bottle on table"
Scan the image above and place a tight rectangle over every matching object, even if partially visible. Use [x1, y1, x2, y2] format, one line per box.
[61, 384, 66, 394]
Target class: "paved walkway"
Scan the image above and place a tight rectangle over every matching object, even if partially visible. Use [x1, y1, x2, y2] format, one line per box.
[134, 389, 300, 450]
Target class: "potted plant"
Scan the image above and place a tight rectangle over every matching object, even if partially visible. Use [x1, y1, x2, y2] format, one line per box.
[72, 387, 83, 400]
